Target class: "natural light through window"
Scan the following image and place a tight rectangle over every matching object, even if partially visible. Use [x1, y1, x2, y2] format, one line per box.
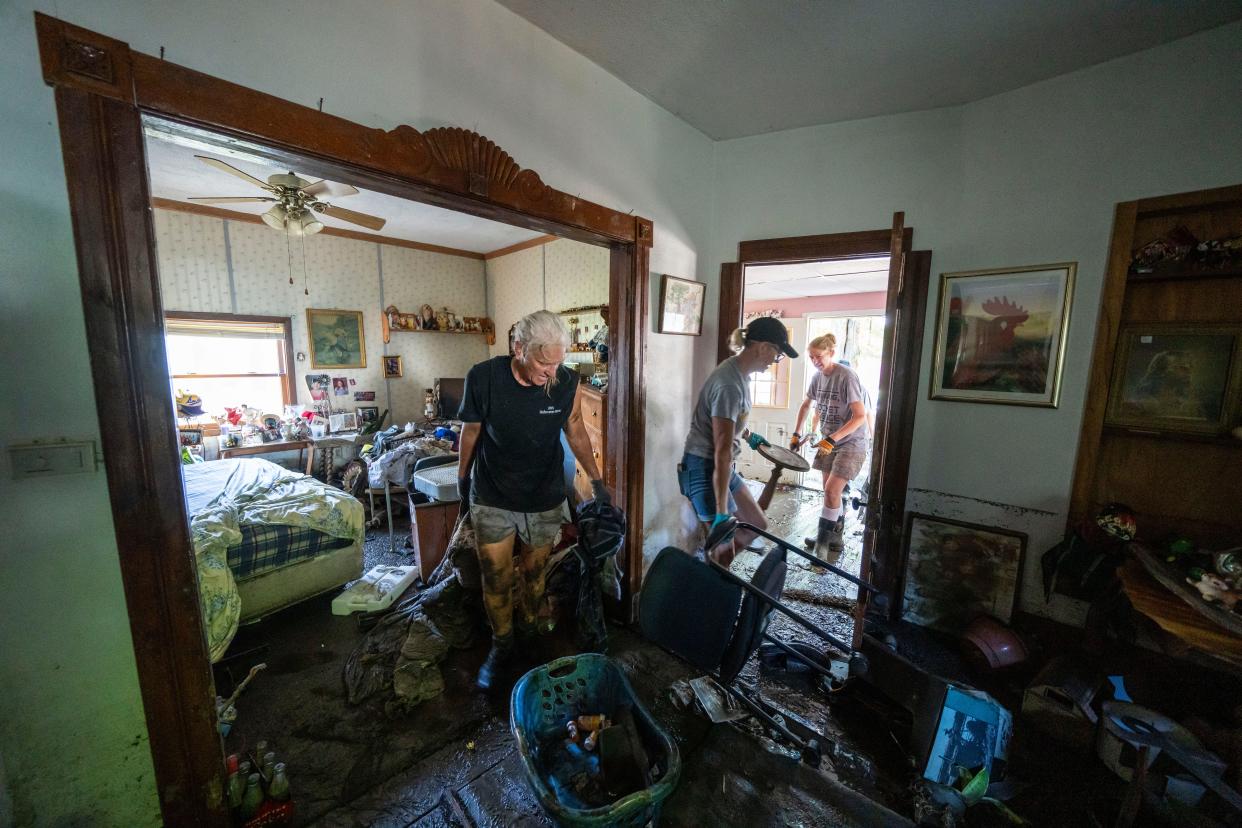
[165, 315, 293, 419]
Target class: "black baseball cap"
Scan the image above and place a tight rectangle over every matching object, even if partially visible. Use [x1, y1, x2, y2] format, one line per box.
[745, 316, 798, 359]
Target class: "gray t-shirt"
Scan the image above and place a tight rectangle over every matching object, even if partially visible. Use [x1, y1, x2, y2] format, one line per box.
[684, 356, 750, 460]
[807, 364, 866, 450]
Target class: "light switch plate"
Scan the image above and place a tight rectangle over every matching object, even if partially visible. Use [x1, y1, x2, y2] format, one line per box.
[9, 440, 98, 479]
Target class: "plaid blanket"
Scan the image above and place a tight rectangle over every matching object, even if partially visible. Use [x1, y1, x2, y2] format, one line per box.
[229, 524, 355, 580]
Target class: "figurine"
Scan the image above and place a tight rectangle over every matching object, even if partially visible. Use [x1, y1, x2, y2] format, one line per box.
[418, 304, 438, 331]
[423, 388, 437, 421]
[1188, 570, 1242, 609]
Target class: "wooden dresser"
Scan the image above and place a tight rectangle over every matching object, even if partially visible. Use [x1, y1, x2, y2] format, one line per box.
[573, 384, 606, 503]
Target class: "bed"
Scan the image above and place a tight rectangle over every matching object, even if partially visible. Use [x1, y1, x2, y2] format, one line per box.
[183, 458, 365, 661]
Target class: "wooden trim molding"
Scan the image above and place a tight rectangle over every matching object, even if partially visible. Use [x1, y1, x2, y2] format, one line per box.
[483, 234, 559, 260]
[35, 13, 638, 246]
[36, 11, 652, 824]
[151, 198, 486, 260]
[54, 87, 229, 826]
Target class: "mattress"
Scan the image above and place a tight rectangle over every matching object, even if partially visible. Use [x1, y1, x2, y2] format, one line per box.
[229, 523, 355, 580]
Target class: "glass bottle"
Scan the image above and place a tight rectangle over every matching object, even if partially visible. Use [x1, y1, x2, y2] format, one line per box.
[268, 762, 291, 802]
[239, 773, 264, 819]
[261, 751, 277, 784]
[226, 771, 245, 809]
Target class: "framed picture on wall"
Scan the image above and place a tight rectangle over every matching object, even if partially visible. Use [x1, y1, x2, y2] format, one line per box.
[658, 274, 706, 336]
[1104, 324, 1241, 435]
[356, 406, 380, 426]
[307, 308, 366, 369]
[382, 354, 403, 379]
[929, 262, 1075, 407]
[900, 513, 1026, 632]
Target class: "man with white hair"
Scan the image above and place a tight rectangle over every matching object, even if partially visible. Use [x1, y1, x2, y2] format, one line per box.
[457, 309, 609, 689]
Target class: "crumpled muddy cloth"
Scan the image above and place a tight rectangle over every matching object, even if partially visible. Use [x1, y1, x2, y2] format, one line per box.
[343, 516, 482, 708]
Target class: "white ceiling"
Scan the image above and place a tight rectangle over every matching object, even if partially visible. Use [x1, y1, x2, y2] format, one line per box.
[142, 128, 543, 254]
[495, 0, 1242, 139]
[744, 256, 889, 300]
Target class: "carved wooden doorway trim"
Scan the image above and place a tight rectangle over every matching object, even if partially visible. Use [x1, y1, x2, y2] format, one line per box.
[35, 13, 651, 824]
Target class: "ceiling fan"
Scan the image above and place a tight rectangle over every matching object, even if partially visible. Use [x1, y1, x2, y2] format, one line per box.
[188, 155, 387, 235]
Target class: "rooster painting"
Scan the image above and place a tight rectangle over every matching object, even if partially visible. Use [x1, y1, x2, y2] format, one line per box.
[943, 293, 1050, 393]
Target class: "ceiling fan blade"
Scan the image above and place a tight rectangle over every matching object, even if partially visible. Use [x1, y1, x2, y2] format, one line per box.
[319, 203, 386, 231]
[302, 179, 359, 199]
[187, 196, 276, 204]
[195, 155, 271, 190]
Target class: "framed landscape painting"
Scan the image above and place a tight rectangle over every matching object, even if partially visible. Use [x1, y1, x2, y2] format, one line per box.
[307, 309, 366, 369]
[1105, 324, 1240, 435]
[900, 513, 1026, 633]
[930, 263, 1075, 407]
[658, 275, 706, 336]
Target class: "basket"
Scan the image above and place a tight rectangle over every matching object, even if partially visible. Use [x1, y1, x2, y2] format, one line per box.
[510, 654, 681, 826]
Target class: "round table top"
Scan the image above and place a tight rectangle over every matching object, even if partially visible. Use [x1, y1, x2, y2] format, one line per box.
[757, 443, 811, 472]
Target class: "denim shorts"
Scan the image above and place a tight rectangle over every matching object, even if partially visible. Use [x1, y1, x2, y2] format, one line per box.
[676, 452, 744, 522]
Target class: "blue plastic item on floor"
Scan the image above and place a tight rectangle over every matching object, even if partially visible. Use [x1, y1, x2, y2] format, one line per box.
[510, 654, 681, 826]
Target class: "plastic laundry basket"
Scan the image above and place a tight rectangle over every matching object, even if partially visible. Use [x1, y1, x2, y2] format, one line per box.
[510, 654, 681, 827]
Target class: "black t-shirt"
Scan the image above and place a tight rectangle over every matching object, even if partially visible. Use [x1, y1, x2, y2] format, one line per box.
[458, 356, 579, 513]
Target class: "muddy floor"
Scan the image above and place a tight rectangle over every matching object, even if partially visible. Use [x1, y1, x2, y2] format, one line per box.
[215, 486, 921, 826]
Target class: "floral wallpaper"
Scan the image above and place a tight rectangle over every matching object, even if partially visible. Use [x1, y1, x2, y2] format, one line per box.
[153, 209, 487, 424]
[485, 239, 609, 357]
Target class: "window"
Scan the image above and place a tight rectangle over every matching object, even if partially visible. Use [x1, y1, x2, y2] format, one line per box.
[165, 313, 295, 418]
[749, 324, 792, 408]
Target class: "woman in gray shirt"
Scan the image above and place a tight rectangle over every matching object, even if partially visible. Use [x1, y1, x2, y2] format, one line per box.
[678, 316, 798, 565]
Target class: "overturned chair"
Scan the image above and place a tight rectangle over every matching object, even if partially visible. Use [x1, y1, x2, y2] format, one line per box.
[638, 517, 877, 765]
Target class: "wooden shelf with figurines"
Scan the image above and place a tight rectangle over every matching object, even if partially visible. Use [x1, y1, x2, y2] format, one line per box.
[382, 304, 495, 345]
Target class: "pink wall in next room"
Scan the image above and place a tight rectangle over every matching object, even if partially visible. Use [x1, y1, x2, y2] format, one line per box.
[743, 291, 888, 318]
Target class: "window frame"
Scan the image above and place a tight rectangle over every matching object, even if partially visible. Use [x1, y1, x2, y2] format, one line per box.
[164, 311, 297, 407]
[750, 323, 793, 409]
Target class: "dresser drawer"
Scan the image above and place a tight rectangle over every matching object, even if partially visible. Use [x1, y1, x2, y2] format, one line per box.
[578, 386, 606, 431]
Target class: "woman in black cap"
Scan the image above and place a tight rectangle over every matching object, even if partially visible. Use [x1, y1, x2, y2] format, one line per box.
[677, 316, 798, 565]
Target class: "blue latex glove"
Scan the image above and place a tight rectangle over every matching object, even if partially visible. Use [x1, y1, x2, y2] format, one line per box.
[590, 478, 611, 506]
[746, 432, 770, 451]
[710, 513, 731, 531]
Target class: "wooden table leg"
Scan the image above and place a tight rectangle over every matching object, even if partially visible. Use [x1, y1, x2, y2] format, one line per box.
[758, 467, 783, 511]
[304, 445, 315, 477]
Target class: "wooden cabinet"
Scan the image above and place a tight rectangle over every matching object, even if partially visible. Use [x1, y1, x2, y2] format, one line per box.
[573, 384, 606, 503]
[1070, 183, 1242, 546]
[408, 498, 457, 581]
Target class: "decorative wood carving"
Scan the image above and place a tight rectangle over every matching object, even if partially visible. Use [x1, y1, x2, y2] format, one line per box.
[36, 13, 132, 102]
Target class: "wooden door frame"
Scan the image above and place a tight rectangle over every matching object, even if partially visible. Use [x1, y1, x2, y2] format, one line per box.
[717, 225, 930, 619]
[35, 13, 650, 825]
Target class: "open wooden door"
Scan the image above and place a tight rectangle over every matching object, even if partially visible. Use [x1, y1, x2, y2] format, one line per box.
[852, 213, 931, 644]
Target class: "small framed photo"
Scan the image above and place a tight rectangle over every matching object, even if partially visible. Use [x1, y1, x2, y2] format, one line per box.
[657, 274, 706, 336]
[930, 263, 1076, 407]
[1105, 324, 1241, 435]
[178, 428, 203, 447]
[356, 406, 380, 426]
[306, 308, 366, 369]
[900, 513, 1026, 632]
[382, 354, 403, 379]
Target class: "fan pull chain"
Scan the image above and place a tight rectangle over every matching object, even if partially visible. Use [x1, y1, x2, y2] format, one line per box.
[285, 226, 294, 286]
[301, 231, 309, 295]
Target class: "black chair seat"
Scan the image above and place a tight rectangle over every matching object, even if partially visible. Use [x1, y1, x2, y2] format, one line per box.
[638, 547, 742, 672]
[719, 551, 787, 684]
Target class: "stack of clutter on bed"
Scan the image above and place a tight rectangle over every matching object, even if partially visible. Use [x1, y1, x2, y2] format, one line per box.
[183, 458, 365, 662]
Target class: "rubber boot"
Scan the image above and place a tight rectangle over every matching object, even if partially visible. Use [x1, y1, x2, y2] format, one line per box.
[814, 519, 845, 563]
[475, 634, 514, 691]
[805, 518, 834, 550]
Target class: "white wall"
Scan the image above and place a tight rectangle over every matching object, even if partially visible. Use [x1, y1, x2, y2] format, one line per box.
[485, 238, 610, 358]
[711, 20, 1242, 625]
[0, 1, 713, 824]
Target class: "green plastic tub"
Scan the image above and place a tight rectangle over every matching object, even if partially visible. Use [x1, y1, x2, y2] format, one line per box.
[510, 654, 681, 826]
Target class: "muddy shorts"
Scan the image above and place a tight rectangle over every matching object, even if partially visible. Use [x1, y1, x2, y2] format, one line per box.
[470, 502, 568, 548]
[812, 445, 868, 481]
